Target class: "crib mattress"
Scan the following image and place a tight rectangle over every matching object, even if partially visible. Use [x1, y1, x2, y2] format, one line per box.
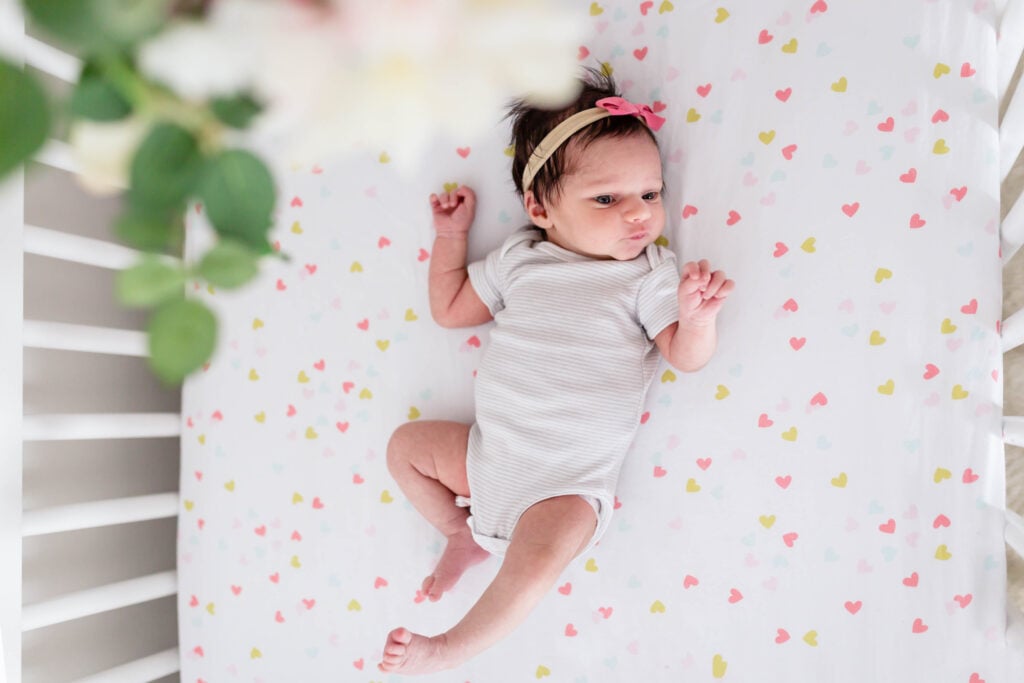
[179, 1, 1009, 681]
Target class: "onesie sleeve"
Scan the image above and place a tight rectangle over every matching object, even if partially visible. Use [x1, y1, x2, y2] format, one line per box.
[466, 245, 506, 316]
[636, 248, 681, 341]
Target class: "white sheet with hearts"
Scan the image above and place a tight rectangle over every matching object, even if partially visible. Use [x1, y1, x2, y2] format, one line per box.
[179, 1, 1011, 681]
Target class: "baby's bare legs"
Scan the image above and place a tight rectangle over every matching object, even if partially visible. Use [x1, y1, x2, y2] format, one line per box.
[385, 420, 490, 601]
[379, 494, 598, 675]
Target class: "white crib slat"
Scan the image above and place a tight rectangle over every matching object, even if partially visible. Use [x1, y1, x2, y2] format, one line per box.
[23, 319, 148, 357]
[1004, 306, 1024, 353]
[25, 223, 139, 270]
[33, 138, 130, 191]
[33, 138, 80, 177]
[22, 493, 178, 537]
[1001, 77, 1024, 183]
[1000, 0, 1024, 103]
[1004, 189, 1024, 265]
[22, 413, 181, 441]
[22, 34, 81, 82]
[1008, 416, 1024, 448]
[23, 224, 181, 270]
[70, 648, 180, 683]
[21, 570, 177, 632]
[1008, 508, 1024, 560]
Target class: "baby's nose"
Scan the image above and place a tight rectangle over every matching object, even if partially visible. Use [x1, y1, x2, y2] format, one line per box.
[623, 196, 651, 221]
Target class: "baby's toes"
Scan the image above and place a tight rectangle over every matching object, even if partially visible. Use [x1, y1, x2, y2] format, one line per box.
[389, 627, 413, 646]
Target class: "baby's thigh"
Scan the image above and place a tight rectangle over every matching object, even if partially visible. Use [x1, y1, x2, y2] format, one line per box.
[387, 420, 471, 497]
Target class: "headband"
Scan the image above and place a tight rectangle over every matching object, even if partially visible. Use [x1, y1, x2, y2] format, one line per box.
[521, 96, 666, 191]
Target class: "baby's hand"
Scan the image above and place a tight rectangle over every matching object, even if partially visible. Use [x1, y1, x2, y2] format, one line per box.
[678, 259, 734, 326]
[430, 186, 476, 237]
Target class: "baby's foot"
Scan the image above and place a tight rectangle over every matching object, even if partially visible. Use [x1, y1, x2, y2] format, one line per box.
[421, 529, 489, 601]
[378, 627, 456, 675]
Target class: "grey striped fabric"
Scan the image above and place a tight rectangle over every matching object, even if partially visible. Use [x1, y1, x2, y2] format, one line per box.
[457, 225, 680, 556]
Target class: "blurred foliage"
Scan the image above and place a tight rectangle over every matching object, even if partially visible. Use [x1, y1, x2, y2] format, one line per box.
[2, 0, 289, 385]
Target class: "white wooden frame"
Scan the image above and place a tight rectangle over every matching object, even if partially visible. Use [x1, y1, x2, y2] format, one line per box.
[1, 0, 1024, 681]
[0, 1, 25, 678]
[2, 1, 181, 681]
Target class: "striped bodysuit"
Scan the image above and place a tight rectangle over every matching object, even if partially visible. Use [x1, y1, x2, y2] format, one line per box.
[457, 226, 681, 557]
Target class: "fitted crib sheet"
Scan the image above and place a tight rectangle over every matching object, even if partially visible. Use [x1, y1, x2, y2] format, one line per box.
[179, 1, 1010, 681]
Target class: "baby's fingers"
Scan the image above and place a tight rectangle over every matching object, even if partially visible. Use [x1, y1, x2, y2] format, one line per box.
[679, 261, 711, 295]
[679, 274, 706, 297]
[703, 274, 735, 300]
[455, 186, 476, 207]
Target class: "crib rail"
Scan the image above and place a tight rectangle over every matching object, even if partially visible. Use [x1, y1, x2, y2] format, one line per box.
[1006, 190, 1024, 265]
[70, 648, 180, 683]
[22, 414, 181, 441]
[23, 320, 148, 356]
[1008, 417, 1024, 448]
[1002, 67, 1024, 185]
[22, 493, 178, 538]
[1000, 0, 1024, 179]
[22, 571, 177, 633]
[22, 32, 79, 82]
[1, 2, 25, 679]
[1006, 307, 1024, 353]
[4, 4, 182, 681]
[1, 2, 27, 680]
[24, 223, 178, 270]
[1010, 508, 1024, 558]
[1002, 0, 1024, 584]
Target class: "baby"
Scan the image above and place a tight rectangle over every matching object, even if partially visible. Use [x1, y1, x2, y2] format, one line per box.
[379, 69, 734, 675]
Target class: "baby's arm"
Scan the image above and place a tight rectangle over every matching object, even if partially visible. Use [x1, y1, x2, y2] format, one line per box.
[654, 259, 734, 372]
[428, 186, 493, 329]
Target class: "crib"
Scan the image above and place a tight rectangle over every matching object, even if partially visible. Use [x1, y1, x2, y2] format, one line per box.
[5, 0, 1024, 681]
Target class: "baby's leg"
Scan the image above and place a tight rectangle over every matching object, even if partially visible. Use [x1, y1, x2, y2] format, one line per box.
[379, 494, 597, 675]
[385, 420, 489, 601]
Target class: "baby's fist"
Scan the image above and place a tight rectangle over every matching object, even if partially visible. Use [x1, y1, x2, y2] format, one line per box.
[678, 259, 734, 326]
[430, 186, 476, 237]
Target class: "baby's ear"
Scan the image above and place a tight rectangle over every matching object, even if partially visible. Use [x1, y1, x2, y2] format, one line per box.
[523, 190, 553, 229]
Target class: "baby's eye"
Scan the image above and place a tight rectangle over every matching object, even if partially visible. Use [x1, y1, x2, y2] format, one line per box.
[643, 191, 661, 201]
[594, 195, 613, 205]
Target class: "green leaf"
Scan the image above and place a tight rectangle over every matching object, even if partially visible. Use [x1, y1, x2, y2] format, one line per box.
[130, 122, 204, 210]
[210, 93, 263, 129]
[114, 201, 184, 252]
[197, 240, 260, 289]
[70, 71, 133, 121]
[0, 59, 50, 179]
[116, 256, 186, 307]
[198, 149, 276, 251]
[147, 299, 217, 385]
[24, 0, 173, 55]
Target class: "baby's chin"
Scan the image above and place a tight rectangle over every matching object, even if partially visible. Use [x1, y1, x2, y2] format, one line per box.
[611, 236, 656, 260]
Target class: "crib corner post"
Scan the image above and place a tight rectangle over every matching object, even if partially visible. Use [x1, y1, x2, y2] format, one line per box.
[0, 2, 26, 681]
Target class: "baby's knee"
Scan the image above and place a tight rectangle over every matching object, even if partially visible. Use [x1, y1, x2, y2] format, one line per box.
[385, 422, 417, 471]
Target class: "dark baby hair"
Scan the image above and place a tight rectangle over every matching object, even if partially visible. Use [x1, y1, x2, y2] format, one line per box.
[506, 66, 661, 207]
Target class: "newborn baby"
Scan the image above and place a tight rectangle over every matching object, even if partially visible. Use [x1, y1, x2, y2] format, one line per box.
[379, 68, 735, 675]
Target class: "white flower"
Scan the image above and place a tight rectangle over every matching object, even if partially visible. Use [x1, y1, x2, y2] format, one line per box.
[136, 17, 257, 102]
[68, 116, 151, 195]
[116, 1, 583, 174]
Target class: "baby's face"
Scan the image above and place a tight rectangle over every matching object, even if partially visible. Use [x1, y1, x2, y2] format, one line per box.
[529, 132, 665, 261]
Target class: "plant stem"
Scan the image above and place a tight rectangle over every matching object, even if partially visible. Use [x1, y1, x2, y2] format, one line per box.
[97, 54, 224, 152]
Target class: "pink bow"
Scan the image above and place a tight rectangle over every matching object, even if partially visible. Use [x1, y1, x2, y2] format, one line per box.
[596, 96, 666, 131]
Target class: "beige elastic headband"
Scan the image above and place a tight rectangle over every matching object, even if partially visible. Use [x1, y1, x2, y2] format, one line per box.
[520, 96, 666, 192]
[521, 108, 611, 191]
